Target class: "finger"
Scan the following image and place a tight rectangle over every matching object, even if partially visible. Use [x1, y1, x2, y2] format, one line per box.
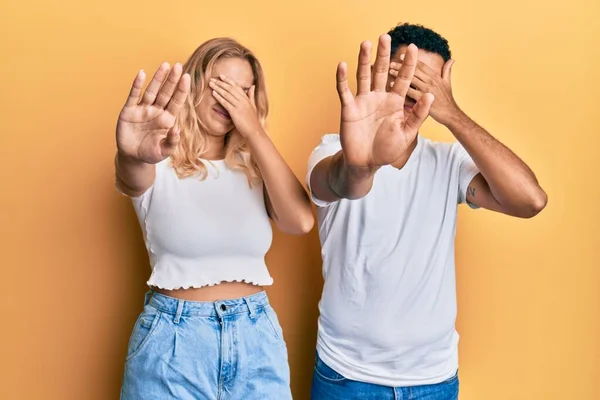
[404, 92, 434, 132]
[219, 75, 246, 98]
[142, 62, 171, 105]
[209, 81, 238, 106]
[442, 59, 454, 82]
[416, 61, 438, 83]
[154, 63, 183, 108]
[391, 44, 418, 97]
[389, 52, 406, 71]
[336, 62, 354, 106]
[210, 78, 241, 101]
[413, 67, 430, 84]
[165, 73, 191, 116]
[409, 75, 428, 91]
[407, 87, 422, 101]
[125, 70, 146, 107]
[389, 67, 428, 90]
[390, 81, 423, 97]
[249, 85, 257, 109]
[212, 89, 235, 111]
[393, 60, 434, 83]
[372, 34, 391, 92]
[161, 125, 180, 157]
[356, 40, 372, 95]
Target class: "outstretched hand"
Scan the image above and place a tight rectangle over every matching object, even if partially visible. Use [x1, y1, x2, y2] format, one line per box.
[337, 34, 434, 169]
[116, 63, 191, 164]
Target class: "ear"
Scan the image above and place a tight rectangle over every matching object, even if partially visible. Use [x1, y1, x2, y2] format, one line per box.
[442, 59, 455, 82]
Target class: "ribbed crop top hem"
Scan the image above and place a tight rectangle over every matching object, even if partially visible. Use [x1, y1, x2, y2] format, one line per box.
[145, 256, 275, 290]
[147, 277, 274, 291]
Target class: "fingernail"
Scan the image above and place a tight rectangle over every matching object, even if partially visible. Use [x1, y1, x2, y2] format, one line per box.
[390, 62, 397, 68]
[400, 54, 405, 60]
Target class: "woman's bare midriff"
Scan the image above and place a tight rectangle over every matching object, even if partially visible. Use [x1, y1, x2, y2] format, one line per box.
[152, 281, 263, 302]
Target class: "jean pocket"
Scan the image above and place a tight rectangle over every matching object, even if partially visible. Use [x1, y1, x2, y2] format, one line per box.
[125, 305, 162, 363]
[314, 354, 347, 383]
[262, 305, 285, 342]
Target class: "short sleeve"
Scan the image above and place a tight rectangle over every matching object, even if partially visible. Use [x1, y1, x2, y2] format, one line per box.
[453, 142, 480, 208]
[306, 134, 343, 208]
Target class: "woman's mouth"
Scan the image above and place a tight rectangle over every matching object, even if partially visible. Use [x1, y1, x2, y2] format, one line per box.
[213, 107, 231, 120]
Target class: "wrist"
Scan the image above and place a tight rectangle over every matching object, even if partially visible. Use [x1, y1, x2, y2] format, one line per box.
[444, 108, 472, 132]
[327, 152, 378, 200]
[117, 149, 144, 165]
[242, 126, 267, 143]
[339, 153, 379, 179]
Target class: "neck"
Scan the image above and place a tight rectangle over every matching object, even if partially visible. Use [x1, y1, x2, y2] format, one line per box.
[202, 134, 226, 160]
[391, 136, 419, 169]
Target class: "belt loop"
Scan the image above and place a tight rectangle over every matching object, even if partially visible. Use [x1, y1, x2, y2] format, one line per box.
[143, 290, 153, 307]
[243, 297, 256, 319]
[173, 300, 184, 324]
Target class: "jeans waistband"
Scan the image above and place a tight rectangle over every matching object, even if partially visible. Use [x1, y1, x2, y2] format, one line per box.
[144, 290, 270, 320]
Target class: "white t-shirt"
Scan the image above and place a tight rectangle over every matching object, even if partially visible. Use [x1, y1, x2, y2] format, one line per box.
[306, 134, 480, 387]
[131, 158, 274, 290]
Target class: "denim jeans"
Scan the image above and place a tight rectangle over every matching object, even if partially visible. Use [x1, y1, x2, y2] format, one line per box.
[121, 290, 291, 399]
[311, 352, 459, 400]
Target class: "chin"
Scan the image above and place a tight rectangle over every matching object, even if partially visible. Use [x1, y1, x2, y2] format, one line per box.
[203, 119, 233, 136]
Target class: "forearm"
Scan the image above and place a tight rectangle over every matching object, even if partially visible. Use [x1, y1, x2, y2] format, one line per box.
[114, 152, 155, 197]
[247, 130, 314, 235]
[446, 110, 547, 212]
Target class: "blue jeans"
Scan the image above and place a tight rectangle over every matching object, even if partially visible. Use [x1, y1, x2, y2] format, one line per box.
[121, 290, 291, 399]
[311, 352, 459, 400]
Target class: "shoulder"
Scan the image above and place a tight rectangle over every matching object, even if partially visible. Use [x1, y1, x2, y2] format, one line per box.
[420, 137, 465, 160]
[421, 137, 453, 152]
[308, 133, 342, 166]
[312, 133, 340, 150]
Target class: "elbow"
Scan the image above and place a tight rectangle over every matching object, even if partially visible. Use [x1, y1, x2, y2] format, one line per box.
[294, 212, 315, 235]
[279, 212, 315, 236]
[519, 188, 548, 218]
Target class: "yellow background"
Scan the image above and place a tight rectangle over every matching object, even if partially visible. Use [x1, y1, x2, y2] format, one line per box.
[1, 0, 598, 399]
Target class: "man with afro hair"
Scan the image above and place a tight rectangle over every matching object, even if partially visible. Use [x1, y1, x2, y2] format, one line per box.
[307, 22, 547, 399]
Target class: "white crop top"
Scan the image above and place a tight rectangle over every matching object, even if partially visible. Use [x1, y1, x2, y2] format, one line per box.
[130, 158, 274, 290]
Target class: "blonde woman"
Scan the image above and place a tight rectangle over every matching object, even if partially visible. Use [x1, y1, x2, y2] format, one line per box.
[115, 38, 313, 399]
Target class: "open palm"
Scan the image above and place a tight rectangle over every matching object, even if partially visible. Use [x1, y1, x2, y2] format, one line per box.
[337, 35, 434, 168]
[116, 62, 191, 164]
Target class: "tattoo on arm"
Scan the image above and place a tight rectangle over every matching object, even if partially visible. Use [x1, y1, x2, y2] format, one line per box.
[467, 186, 476, 197]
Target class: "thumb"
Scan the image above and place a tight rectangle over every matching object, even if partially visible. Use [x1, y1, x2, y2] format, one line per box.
[161, 125, 180, 157]
[442, 59, 454, 82]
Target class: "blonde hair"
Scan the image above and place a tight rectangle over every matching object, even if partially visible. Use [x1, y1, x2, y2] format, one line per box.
[172, 37, 268, 186]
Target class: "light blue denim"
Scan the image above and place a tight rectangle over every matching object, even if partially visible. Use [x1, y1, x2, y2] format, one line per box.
[311, 352, 459, 400]
[121, 290, 291, 400]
